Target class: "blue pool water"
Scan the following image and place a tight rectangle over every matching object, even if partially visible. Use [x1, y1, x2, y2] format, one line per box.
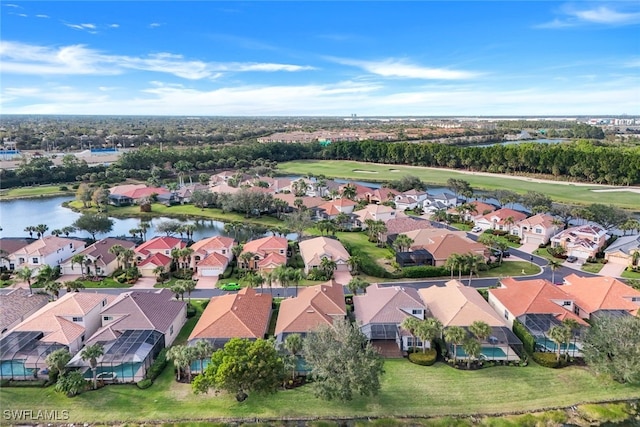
[455, 346, 507, 359]
[0, 360, 32, 378]
[84, 362, 142, 380]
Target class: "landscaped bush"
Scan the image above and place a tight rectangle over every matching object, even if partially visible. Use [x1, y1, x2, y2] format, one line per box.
[402, 265, 449, 278]
[532, 352, 559, 368]
[186, 306, 197, 318]
[408, 349, 438, 366]
[505, 235, 521, 243]
[58, 185, 69, 191]
[145, 348, 168, 381]
[513, 319, 536, 355]
[136, 378, 153, 389]
[0, 272, 11, 281]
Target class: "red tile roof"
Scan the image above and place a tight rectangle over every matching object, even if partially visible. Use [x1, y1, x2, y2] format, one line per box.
[138, 252, 172, 267]
[135, 236, 185, 256]
[562, 274, 640, 316]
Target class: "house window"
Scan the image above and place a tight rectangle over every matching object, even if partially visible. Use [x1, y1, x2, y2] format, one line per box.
[222, 250, 226, 254]
[504, 309, 509, 320]
[102, 299, 107, 306]
[103, 316, 113, 321]
[170, 325, 174, 335]
[631, 297, 640, 302]
[562, 301, 571, 307]
[574, 306, 580, 315]
[32, 258, 39, 264]
[280, 249, 285, 254]
[81, 334, 85, 342]
[165, 250, 170, 255]
[69, 243, 73, 249]
[411, 309, 422, 315]
[72, 317, 83, 322]
[19, 258, 25, 264]
[535, 228, 542, 234]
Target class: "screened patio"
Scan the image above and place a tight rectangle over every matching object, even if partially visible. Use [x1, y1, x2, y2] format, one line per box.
[0, 331, 66, 380]
[517, 313, 584, 357]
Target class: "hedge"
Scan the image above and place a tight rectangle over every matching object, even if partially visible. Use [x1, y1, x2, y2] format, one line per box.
[402, 265, 450, 278]
[136, 378, 153, 389]
[408, 349, 438, 366]
[513, 319, 536, 355]
[145, 348, 168, 381]
[532, 352, 559, 368]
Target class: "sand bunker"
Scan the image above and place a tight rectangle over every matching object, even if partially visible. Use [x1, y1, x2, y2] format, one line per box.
[352, 169, 378, 174]
[591, 188, 640, 194]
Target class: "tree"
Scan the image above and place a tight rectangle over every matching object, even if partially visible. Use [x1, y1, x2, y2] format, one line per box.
[392, 234, 414, 253]
[401, 316, 421, 353]
[445, 253, 465, 279]
[192, 338, 284, 402]
[341, 183, 357, 200]
[34, 223, 49, 239]
[288, 268, 303, 297]
[561, 318, 580, 361]
[62, 226, 76, 237]
[548, 259, 562, 284]
[166, 344, 196, 382]
[171, 281, 186, 301]
[91, 188, 110, 212]
[416, 318, 443, 353]
[73, 213, 114, 240]
[585, 203, 629, 230]
[346, 255, 362, 276]
[464, 253, 484, 286]
[15, 266, 34, 295]
[45, 348, 72, 377]
[319, 257, 337, 279]
[181, 279, 197, 304]
[548, 325, 571, 362]
[285, 209, 313, 241]
[462, 337, 481, 368]
[283, 333, 303, 380]
[303, 319, 384, 401]
[81, 343, 105, 390]
[75, 183, 93, 209]
[192, 339, 214, 374]
[469, 320, 492, 343]
[347, 277, 369, 295]
[64, 279, 85, 293]
[156, 220, 182, 237]
[444, 326, 467, 365]
[582, 315, 640, 384]
[44, 280, 62, 300]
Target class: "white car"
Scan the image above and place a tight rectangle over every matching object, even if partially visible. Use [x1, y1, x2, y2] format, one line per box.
[471, 226, 482, 233]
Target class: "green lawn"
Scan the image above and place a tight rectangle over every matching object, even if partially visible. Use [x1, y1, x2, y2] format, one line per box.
[621, 269, 640, 279]
[277, 160, 640, 209]
[476, 261, 540, 279]
[581, 262, 605, 274]
[0, 184, 74, 199]
[2, 360, 639, 423]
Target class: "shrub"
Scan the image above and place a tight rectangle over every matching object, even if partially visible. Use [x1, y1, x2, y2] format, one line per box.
[512, 319, 536, 355]
[55, 370, 87, 397]
[200, 300, 209, 310]
[505, 235, 521, 243]
[186, 306, 197, 318]
[0, 272, 11, 281]
[145, 348, 168, 381]
[136, 378, 153, 389]
[58, 185, 69, 191]
[408, 349, 438, 366]
[532, 352, 559, 368]
[402, 265, 449, 278]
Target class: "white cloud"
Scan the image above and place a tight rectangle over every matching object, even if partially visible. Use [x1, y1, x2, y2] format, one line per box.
[149, 23, 162, 28]
[537, 4, 640, 28]
[4, 4, 20, 8]
[109, 23, 119, 28]
[0, 41, 315, 80]
[36, 14, 49, 18]
[64, 23, 98, 33]
[331, 58, 478, 80]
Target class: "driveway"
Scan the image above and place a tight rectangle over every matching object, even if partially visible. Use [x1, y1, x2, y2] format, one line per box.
[195, 276, 218, 289]
[333, 270, 353, 286]
[598, 262, 627, 278]
[130, 276, 157, 289]
[518, 243, 539, 254]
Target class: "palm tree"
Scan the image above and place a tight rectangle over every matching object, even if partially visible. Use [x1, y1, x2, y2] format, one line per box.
[108, 244, 125, 269]
[416, 318, 443, 353]
[347, 277, 369, 295]
[71, 254, 87, 278]
[34, 224, 49, 239]
[264, 270, 275, 295]
[37, 264, 56, 285]
[547, 325, 570, 362]
[170, 248, 182, 270]
[401, 316, 421, 353]
[346, 255, 362, 276]
[152, 265, 166, 282]
[341, 183, 357, 200]
[469, 320, 492, 347]
[81, 343, 104, 390]
[393, 234, 414, 253]
[445, 253, 463, 279]
[548, 259, 562, 284]
[181, 279, 197, 304]
[166, 345, 195, 382]
[44, 280, 62, 300]
[45, 348, 72, 376]
[464, 253, 484, 286]
[192, 340, 214, 374]
[64, 280, 85, 293]
[462, 337, 481, 368]
[24, 226, 35, 238]
[444, 326, 467, 365]
[283, 333, 303, 380]
[561, 318, 580, 361]
[431, 209, 448, 223]
[61, 226, 76, 237]
[238, 251, 255, 273]
[180, 247, 194, 271]
[245, 271, 262, 291]
[287, 268, 303, 297]
[51, 229, 63, 237]
[16, 266, 34, 295]
[274, 264, 291, 292]
[183, 224, 197, 242]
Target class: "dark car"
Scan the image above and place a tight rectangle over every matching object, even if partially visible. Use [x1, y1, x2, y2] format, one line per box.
[492, 249, 510, 258]
[566, 256, 578, 263]
[219, 282, 241, 291]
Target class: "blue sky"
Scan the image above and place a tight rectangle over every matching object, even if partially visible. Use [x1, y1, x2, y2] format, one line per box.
[1, 1, 639, 116]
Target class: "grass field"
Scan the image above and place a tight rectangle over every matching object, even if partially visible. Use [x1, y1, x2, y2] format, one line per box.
[2, 359, 638, 423]
[277, 160, 640, 210]
[0, 185, 74, 199]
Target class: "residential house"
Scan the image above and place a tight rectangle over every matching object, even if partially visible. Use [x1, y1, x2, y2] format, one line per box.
[138, 253, 173, 278]
[561, 274, 640, 318]
[299, 236, 351, 275]
[353, 284, 426, 353]
[274, 280, 346, 343]
[108, 184, 170, 205]
[604, 235, 640, 268]
[511, 213, 561, 246]
[382, 212, 434, 242]
[393, 229, 486, 267]
[0, 238, 36, 270]
[462, 201, 496, 221]
[60, 238, 136, 276]
[209, 182, 241, 195]
[190, 236, 236, 277]
[188, 287, 272, 349]
[488, 278, 587, 357]
[135, 236, 185, 262]
[8, 236, 85, 274]
[420, 280, 523, 361]
[473, 208, 527, 232]
[365, 187, 399, 204]
[66, 289, 186, 382]
[394, 189, 428, 211]
[423, 192, 458, 209]
[317, 198, 357, 220]
[353, 204, 397, 228]
[0, 289, 49, 336]
[175, 183, 210, 204]
[339, 182, 372, 202]
[240, 236, 288, 273]
[273, 193, 326, 212]
[550, 223, 608, 260]
[13, 292, 113, 354]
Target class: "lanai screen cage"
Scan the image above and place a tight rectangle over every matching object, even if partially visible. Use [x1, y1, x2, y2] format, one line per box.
[68, 329, 164, 383]
[518, 313, 583, 357]
[448, 326, 523, 362]
[0, 331, 66, 380]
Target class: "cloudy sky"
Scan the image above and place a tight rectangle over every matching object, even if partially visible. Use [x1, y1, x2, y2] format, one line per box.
[1, 1, 639, 116]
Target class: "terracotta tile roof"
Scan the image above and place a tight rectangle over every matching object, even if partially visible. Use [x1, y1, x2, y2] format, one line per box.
[242, 236, 288, 257]
[479, 208, 527, 225]
[0, 288, 49, 332]
[190, 236, 235, 254]
[86, 325, 121, 346]
[562, 274, 640, 316]
[468, 201, 496, 215]
[419, 280, 507, 327]
[299, 237, 350, 266]
[122, 186, 170, 199]
[197, 251, 229, 267]
[100, 288, 186, 332]
[138, 252, 172, 267]
[210, 182, 241, 195]
[108, 184, 146, 195]
[490, 278, 587, 325]
[70, 238, 135, 266]
[318, 203, 340, 216]
[403, 229, 485, 261]
[0, 238, 36, 255]
[275, 280, 346, 335]
[369, 188, 399, 201]
[15, 292, 114, 344]
[354, 284, 425, 325]
[189, 288, 272, 341]
[516, 213, 556, 228]
[12, 236, 83, 258]
[135, 236, 185, 256]
[353, 204, 395, 217]
[258, 252, 286, 269]
[273, 193, 325, 209]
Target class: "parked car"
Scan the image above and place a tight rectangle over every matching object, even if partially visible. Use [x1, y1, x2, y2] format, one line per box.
[471, 226, 482, 233]
[566, 256, 578, 263]
[219, 282, 241, 291]
[492, 249, 511, 258]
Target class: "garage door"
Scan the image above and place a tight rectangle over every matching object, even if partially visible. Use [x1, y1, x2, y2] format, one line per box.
[606, 254, 629, 265]
[200, 267, 222, 277]
[525, 236, 544, 246]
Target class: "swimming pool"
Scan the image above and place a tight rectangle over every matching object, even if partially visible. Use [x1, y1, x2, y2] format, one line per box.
[84, 362, 142, 381]
[455, 346, 507, 359]
[0, 360, 32, 378]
